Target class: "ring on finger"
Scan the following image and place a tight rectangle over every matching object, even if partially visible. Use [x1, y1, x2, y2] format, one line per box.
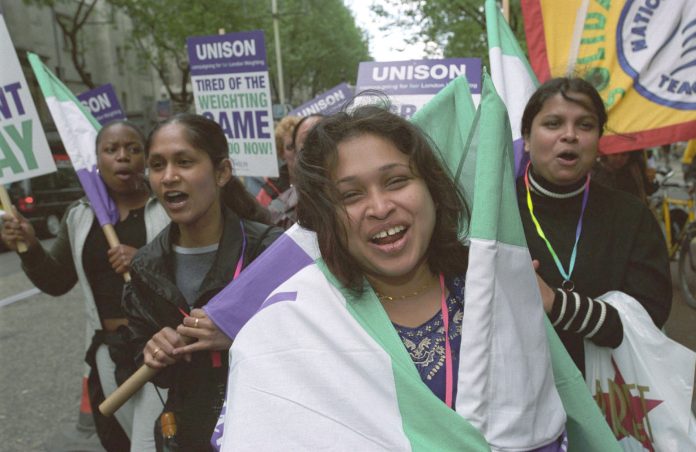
[153, 348, 161, 359]
[194, 318, 199, 328]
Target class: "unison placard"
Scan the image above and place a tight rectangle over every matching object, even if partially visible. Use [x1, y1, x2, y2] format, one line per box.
[187, 30, 278, 177]
[356, 58, 482, 118]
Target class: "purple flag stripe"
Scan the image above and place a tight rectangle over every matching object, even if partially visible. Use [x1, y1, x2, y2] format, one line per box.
[513, 138, 529, 179]
[204, 233, 314, 339]
[260, 291, 298, 310]
[75, 167, 119, 226]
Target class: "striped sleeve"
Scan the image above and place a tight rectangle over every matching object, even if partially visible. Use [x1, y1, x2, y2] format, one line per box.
[548, 288, 623, 348]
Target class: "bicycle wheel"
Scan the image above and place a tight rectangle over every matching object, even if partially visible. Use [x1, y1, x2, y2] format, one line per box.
[678, 227, 696, 309]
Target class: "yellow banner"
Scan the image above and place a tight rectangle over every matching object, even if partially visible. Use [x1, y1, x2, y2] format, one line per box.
[522, 0, 696, 153]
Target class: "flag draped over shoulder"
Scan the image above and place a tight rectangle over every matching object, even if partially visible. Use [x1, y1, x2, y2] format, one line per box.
[28, 53, 118, 226]
[485, 0, 538, 177]
[205, 74, 619, 451]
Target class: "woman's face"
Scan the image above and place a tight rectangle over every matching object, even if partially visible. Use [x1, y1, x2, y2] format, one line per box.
[524, 92, 600, 186]
[97, 124, 146, 195]
[332, 133, 436, 285]
[147, 123, 231, 230]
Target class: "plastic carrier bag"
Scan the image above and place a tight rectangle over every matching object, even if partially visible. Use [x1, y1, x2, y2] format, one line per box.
[584, 291, 696, 451]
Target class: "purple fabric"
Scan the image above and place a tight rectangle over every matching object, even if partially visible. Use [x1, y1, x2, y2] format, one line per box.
[76, 167, 119, 226]
[528, 431, 568, 452]
[259, 291, 297, 309]
[513, 138, 529, 179]
[203, 232, 313, 339]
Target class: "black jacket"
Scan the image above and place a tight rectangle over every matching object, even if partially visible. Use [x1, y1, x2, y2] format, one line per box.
[516, 177, 671, 374]
[123, 206, 281, 450]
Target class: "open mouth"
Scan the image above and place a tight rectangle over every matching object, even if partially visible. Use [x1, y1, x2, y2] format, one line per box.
[557, 151, 579, 163]
[164, 191, 188, 204]
[370, 225, 407, 245]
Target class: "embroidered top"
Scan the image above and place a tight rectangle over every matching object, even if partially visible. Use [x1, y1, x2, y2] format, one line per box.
[393, 275, 464, 405]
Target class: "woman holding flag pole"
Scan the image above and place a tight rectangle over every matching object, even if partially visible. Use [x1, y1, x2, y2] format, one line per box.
[122, 113, 281, 451]
[516, 77, 672, 374]
[0, 120, 171, 451]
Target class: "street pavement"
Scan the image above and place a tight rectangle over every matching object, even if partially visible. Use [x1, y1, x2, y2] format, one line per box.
[0, 242, 695, 450]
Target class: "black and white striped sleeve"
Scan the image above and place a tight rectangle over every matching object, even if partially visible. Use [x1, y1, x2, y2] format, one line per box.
[548, 288, 623, 348]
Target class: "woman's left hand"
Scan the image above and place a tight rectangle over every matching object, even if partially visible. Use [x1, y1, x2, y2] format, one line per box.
[107, 244, 138, 274]
[173, 308, 233, 355]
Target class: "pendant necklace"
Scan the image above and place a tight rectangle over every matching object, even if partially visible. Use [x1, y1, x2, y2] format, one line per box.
[524, 163, 590, 292]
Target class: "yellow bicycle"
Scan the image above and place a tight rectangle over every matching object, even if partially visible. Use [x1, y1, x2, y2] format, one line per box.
[653, 170, 696, 308]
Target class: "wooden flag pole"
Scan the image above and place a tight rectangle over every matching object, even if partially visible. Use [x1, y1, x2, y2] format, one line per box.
[502, 0, 510, 22]
[0, 186, 28, 253]
[99, 365, 159, 416]
[99, 334, 196, 416]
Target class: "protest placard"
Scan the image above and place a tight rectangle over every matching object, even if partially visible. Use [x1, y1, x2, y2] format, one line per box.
[0, 14, 54, 186]
[187, 30, 278, 177]
[77, 83, 125, 125]
[288, 83, 354, 117]
[355, 58, 482, 119]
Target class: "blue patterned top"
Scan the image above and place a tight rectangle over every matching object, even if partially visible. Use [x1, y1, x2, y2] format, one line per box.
[393, 275, 465, 406]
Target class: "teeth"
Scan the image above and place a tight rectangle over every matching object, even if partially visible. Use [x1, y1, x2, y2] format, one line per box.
[372, 225, 405, 240]
[165, 191, 185, 199]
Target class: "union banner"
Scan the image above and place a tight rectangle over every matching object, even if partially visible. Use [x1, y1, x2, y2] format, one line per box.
[522, 0, 696, 153]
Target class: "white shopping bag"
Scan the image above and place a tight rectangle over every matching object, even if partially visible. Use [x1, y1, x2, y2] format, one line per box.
[585, 291, 696, 451]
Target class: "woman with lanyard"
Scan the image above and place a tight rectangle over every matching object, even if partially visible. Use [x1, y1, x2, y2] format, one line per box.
[291, 104, 567, 450]
[123, 114, 282, 451]
[1, 120, 169, 451]
[516, 77, 672, 375]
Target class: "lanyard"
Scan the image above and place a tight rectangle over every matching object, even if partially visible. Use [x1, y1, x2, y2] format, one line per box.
[524, 163, 589, 291]
[178, 221, 247, 366]
[439, 273, 454, 409]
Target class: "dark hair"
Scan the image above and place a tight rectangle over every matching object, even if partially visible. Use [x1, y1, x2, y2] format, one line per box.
[521, 77, 607, 138]
[295, 103, 470, 292]
[146, 113, 270, 224]
[95, 119, 146, 150]
[291, 114, 325, 151]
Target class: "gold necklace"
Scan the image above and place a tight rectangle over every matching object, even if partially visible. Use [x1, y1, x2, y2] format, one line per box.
[374, 280, 435, 302]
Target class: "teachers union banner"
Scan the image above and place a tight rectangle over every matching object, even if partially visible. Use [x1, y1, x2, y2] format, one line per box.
[522, 0, 696, 153]
[0, 14, 54, 185]
[187, 30, 278, 177]
[355, 58, 481, 119]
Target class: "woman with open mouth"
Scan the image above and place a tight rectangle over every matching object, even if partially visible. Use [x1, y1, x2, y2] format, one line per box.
[516, 77, 672, 376]
[1, 120, 171, 451]
[122, 113, 282, 451]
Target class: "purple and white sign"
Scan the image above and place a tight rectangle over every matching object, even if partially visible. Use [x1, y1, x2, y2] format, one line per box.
[288, 83, 354, 117]
[355, 58, 482, 118]
[187, 30, 278, 177]
[77, 84, 125, 125]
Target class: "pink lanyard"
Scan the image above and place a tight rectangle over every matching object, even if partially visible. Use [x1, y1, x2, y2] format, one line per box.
[178, 222, 247, 367]
[439, 273, 454, 409]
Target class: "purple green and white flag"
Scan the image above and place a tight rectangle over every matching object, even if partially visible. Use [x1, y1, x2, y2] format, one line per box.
[486, 0, 538, 178]
[28, 53, 118, 226]
[204, 73, 619, 450]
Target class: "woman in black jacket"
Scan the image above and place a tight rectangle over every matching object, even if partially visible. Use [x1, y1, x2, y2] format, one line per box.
[516, 77, 671, 375]
[123, 114, 281, 451]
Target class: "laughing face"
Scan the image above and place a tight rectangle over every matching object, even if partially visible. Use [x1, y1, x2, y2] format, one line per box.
[332, 133, 436, 286]
[96, 123, 146, 195]
[524, 92, 600, 186]
[147, 123, 231, 239]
